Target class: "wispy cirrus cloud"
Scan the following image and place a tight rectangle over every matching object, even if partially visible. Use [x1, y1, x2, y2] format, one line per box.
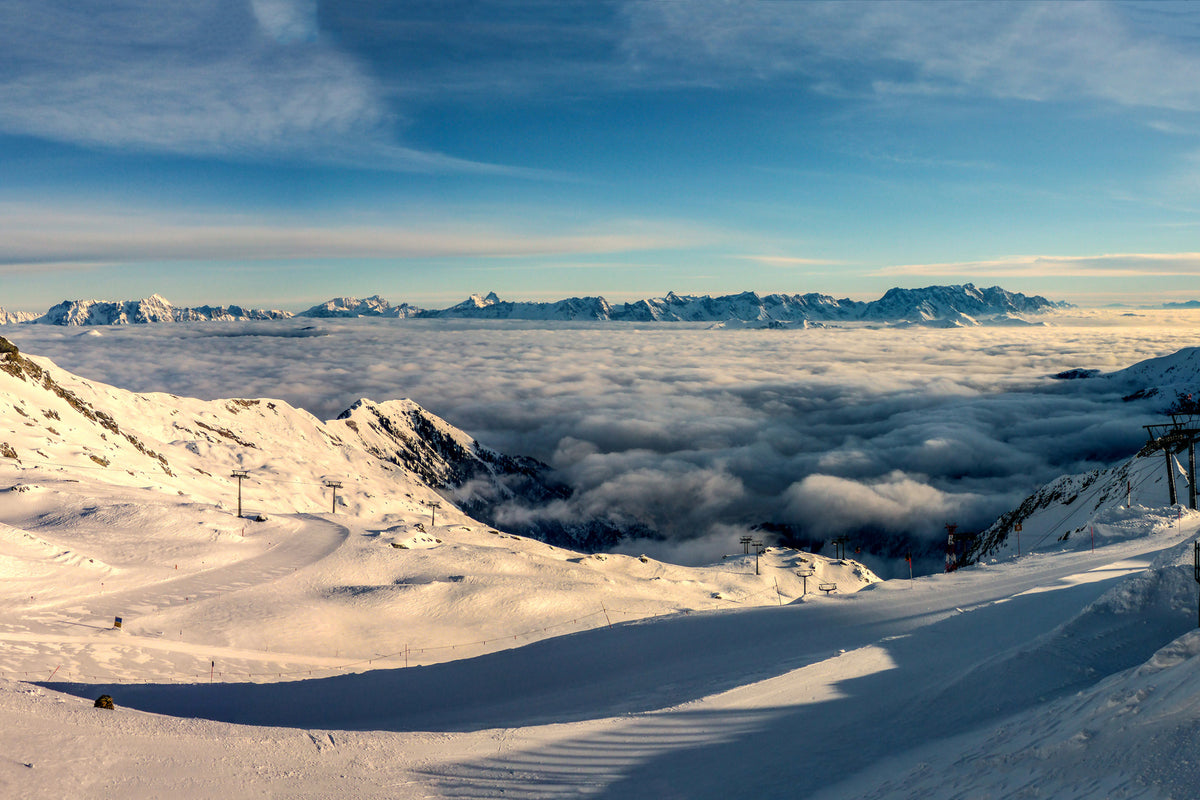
[620, 0, 1200, 111]
[876, 253, 1200, 280]
[736, 255, 845, 268]
[0, 204, 693, 271]
[0, 0, 533, 174]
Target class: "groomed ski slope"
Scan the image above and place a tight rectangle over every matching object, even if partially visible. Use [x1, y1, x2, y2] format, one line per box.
[4, 509, 1199, 799]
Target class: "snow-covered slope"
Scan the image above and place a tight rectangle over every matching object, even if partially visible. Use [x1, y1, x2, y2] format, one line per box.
[0, 336, 551, 522]
[1107, 345, 1200, 397]
[967, 454, 1174, 562]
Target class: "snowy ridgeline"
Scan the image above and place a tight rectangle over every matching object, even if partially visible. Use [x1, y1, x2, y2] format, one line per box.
[1, 282, 1065, 327]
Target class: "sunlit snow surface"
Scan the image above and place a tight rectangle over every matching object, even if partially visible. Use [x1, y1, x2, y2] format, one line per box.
[6, 309, 1197, 570]
[5, 309, 1200, 798]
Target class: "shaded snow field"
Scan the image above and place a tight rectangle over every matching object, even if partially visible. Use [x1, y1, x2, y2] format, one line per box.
[3, 504, 1200, 799]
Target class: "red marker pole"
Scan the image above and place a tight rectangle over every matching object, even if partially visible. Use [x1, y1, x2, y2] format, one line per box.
[1090, 525, 1095, 553]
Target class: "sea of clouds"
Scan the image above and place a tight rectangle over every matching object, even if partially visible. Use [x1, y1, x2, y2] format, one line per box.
[6, 312, 1194, 574]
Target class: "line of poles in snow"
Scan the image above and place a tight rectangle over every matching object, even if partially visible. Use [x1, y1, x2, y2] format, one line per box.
[228, 468, 440, 523]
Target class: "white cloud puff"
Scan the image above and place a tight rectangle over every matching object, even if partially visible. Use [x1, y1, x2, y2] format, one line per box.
[783, 470, 977, 538]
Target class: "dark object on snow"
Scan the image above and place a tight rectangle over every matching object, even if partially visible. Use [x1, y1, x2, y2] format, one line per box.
[254, 514, 268, 522]
[94, 694, 114, 709]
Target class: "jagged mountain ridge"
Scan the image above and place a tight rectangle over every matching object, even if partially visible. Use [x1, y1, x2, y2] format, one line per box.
[300, 295, 422, 319]
[22, 294, 292, 325]
[0, 308, 37, 324]
[3, 284, 1065, 326]
[418, 284, 1064, 324]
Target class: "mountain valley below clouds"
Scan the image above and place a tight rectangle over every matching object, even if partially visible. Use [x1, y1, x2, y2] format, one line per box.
[0, 282, 1067, 328]
[8, 1, 1200, 796]
[4, 309, 1200, 797]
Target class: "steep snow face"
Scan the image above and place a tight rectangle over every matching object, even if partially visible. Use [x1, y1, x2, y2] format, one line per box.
[332, 398, 564, 507]
[30, 295, 292, 325]
[299, 295, 422, 318]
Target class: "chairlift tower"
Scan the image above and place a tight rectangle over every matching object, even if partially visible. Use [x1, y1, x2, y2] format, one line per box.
[1140, 414, 1200, 510]
[831, 535, 849, 562]
[323, 480, 342, 514]
[230, 470, 249, 518]
[796, 566, 814, 597]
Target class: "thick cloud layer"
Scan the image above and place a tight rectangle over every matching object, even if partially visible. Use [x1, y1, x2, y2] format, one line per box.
[6, 314, 1193, 570]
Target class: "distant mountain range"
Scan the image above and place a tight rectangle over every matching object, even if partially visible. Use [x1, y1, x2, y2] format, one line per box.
[1, 284, 1068, 327]
[0, 294, 291, 326]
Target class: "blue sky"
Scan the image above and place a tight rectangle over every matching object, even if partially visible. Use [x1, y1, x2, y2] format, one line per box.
[2, 0, 1200, 311]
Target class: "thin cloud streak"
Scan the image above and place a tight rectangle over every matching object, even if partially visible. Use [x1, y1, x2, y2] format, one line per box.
[737, 255, 846, 268]
[877, 253, 1200, 279]
[0, 206, 695, 268]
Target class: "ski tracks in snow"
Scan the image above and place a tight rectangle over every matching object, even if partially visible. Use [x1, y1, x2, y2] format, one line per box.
[0, 514, 348, 676]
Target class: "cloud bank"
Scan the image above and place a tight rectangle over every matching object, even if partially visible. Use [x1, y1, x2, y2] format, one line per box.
[7, 315, 1191, 572]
